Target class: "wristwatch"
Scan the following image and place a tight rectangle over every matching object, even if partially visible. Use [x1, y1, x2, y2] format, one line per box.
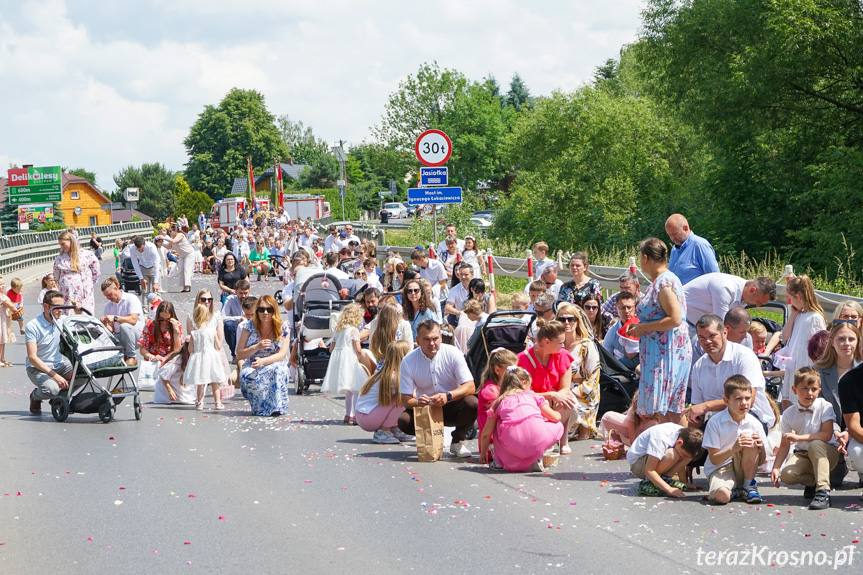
[445, 392, 452, 403]
[113, 315, 118, 323]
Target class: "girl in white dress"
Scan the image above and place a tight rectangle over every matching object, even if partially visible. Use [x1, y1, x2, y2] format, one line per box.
[779, 275, 827, 410]
[184, 302, 227, 410]
[321, 304, 377, 424]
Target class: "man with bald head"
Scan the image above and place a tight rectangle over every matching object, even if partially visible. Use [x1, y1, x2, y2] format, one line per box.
[665, 213, 720, 285]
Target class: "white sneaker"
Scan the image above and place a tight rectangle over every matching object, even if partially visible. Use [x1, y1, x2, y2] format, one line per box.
[390, 428, 415, 442]
[450, 441, 471, 458]
[372, 429, 400, 444]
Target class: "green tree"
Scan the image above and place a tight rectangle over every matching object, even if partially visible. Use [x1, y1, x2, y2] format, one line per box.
[506, 73, 534, 112]
[174, 177, 214, 220]
[276, 115, 330, 165]
[62, 167, 98, 188]
[113, 163, 177, 220]
[373, 62, 511, 190]
[297, 153, 338, 189]
[184, 88, 288, 199]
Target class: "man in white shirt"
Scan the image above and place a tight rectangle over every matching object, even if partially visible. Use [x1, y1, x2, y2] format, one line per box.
[398, 320, 478, 458]
[436, 224, 465, 256]
[297, 227, 319, 249]
[411, 248, 448, 291]
[683, 273, 776, 333]
[324, 225, 341, 253]
[445, 263, 474, 326]
[685, 314, 775, 433]
[129, 236, 162, 295]
[100, 277, 144, 366]
[342, 224, 360, 245]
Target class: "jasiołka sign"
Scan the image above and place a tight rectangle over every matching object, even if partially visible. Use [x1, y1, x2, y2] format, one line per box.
[7, 166, 62, 205]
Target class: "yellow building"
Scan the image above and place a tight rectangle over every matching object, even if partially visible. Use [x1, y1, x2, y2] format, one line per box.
[60, 173, 112, 227]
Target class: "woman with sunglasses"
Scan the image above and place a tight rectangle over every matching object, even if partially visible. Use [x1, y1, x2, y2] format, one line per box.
[139, 301, 195, 405]
[581, 295, 612, 341]
[468, 278, 497, 315]
[402, 279, 440, 339]
[557, 303, 601, 440]
[236, 295, 291, 416]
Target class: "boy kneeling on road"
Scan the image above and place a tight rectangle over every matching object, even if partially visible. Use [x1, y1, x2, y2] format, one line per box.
[771, 367, 841, 510]
[703, 375, 768, 504]
[627, 422, 703, 497]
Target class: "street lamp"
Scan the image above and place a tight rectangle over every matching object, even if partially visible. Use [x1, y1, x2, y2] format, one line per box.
[331, 141, 348, 222]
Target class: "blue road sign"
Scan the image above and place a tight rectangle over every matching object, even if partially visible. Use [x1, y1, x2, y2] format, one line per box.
[419, 167, 448, 187]
[407, 186, 462, 205]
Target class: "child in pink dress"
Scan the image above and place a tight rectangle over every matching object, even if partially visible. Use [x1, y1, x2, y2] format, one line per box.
[477, 348, 519, 462]
[480, 367, 564, 472]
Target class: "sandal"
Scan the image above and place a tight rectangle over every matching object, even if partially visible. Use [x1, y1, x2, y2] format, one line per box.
[0, 361, 11, 367]
[195, 402, 204, 410]
[559, 444, 572, 455]
[214, 403, 225, 410]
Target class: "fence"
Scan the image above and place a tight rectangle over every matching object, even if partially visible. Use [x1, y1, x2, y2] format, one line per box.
[0, 221, 153, 277]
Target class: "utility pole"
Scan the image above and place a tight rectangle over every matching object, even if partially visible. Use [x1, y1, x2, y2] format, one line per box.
[332, 141, 348, 221]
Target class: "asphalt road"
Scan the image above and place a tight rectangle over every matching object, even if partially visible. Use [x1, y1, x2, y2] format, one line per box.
[1, 258, 862, 574]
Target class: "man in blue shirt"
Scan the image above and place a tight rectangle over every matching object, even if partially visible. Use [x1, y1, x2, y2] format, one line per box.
[26, 290, 79, 415]
[665, 214, 720, 285]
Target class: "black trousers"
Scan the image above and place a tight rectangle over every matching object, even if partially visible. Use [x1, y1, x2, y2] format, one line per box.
[398, 395, 478, 443]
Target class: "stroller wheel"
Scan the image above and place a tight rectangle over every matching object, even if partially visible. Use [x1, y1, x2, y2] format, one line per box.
[134, 400, 143, 421]
[466, 421, 478, 440]
[98, 402, 114, 424]
[51, 397, 70, 422]
[274, 290, 284, 305]
[296, 365, 305, 395]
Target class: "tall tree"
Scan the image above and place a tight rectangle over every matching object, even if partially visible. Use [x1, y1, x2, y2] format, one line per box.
[506, 73, 534, 112]
[184, 88, 288, 199]
[276, 115, 330, 166]
[113, 163, 177, 220]
[173, 177, 214, 220]
[62, 167, 98, 188]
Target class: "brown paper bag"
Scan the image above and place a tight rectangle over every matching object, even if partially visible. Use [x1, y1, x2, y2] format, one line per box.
[414, 405, 444, 462]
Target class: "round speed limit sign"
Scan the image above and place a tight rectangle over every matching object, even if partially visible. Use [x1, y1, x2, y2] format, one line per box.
[422, 204, 434, 215]
[415, 129, 452, 167]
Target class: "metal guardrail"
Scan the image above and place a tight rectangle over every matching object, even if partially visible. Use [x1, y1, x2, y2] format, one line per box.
[0, 221, 153, 277]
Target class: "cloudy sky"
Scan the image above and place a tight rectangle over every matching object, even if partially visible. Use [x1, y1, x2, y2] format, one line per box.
[0, 0, 644, 192]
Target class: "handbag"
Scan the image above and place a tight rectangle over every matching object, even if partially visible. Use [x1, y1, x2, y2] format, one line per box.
[10, 307, 24, 321]
[137, 360, 160, 391]
[414, 405, 445, 462]
[602, 429, 626, 461]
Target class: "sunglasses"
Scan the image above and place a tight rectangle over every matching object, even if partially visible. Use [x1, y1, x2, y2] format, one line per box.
[558, 316, 577, 323]
[158, 318, 171, 323]
[833, 319, 858, 326]
[406, 288, 421, 295]
[583, 305, 599, 311]
[200, 297, 213, 303]
[257, 307, 274, 314]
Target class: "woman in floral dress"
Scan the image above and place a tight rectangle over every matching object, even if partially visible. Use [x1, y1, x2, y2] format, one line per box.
[236, 295, 291, 416]
[625, 238, 691, 424]
[557, 303, 601, 439]
[557, 252, 602, 307]
[53, 230, 100, 313]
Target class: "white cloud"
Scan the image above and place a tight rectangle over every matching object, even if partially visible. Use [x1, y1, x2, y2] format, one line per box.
[0, 0, 643, 191]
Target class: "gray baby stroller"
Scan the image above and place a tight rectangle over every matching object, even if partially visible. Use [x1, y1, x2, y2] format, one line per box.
[293, 272, 350, 395]
[50, 306, 142, 423]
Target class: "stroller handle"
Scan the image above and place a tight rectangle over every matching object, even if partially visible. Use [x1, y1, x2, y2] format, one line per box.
[49, 305, 94, 324]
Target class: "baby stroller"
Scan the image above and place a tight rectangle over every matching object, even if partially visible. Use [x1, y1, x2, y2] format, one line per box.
[119, 258, 141, 296]
[50, 306, 142, 423]
[294, 273, 349, 395]
[596, 343, 639, 419]
[465, 310, 536, 385]
[749, 302, 787, 400]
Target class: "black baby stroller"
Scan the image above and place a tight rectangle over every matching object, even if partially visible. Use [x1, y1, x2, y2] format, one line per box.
[596, 342, 639, 420]
[293, 273, 350, 395]
[50, 306, 141, 423]
[749, 302, 788, 401]
[119, 258, 141, 296]
[465, 310, 536, 385]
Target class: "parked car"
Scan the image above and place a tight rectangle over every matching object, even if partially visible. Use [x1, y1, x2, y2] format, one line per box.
[470, 217, 493, 230]
[472, 210, 495, 221]
[382, 202, 408, 218]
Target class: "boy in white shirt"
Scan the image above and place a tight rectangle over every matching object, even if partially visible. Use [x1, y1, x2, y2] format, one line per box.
[771, 367, 840, 510]
[627, 422, 703, 497]
[703, 375, 768, 504]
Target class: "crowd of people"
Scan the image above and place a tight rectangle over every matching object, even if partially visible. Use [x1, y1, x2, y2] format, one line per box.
[15, 210, 863, 510]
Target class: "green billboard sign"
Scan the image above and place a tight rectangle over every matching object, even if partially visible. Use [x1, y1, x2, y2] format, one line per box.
[7, 166, 62, 205]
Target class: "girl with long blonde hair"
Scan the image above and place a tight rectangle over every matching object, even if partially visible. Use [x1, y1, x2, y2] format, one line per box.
[53, 229, 100, 312]
[321, 303, 377, 424]
[356, 340, 414, 444]
[780, 275, 827, 409]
